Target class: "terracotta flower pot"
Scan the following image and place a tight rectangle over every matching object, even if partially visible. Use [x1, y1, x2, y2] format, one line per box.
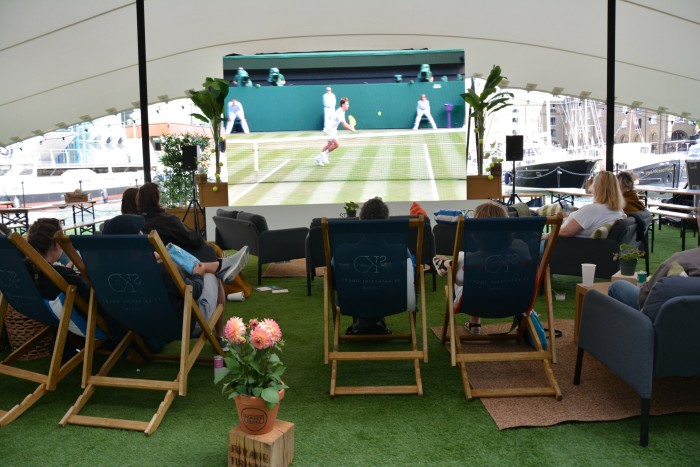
[234, 388, 285, 435]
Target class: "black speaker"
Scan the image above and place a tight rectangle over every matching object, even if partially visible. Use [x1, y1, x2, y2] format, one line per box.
[687, 160, 700, 190]
[181, 145, 198, 171]
[505, 135, 524, 161]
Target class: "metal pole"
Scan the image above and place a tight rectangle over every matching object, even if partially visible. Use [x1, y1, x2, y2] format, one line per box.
[136, 0, 152, 183]
[605, 0, 616, 172]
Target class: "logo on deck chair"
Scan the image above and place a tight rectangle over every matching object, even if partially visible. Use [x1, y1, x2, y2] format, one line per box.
[107, 273, 142, 293]
[353, 255, 388, 274]
[0, 270, 20, 290]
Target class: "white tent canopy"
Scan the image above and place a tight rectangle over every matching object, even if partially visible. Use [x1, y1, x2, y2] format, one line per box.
[1, 0, 698, 147]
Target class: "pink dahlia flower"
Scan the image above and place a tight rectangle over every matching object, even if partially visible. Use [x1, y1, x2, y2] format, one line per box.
[250, 326, 273, 350]
[224, 317, 246, 344]
[259, 318, 282, 344]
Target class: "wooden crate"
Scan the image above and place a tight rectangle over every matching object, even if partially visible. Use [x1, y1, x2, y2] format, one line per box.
[64, 192, 88, 203]
[229, 420, 294, 467]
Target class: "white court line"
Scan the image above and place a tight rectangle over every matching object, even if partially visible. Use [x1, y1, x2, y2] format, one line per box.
[229, 159, 291, 204]
[423, 143, 439, 200]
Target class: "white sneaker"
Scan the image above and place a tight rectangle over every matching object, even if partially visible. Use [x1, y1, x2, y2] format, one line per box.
[322, 153, 329, 164]
[314, 154, 325, 166]
[216, 246, 250, 283]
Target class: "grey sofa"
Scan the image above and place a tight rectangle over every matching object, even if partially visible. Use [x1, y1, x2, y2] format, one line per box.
[574, 276, 700, 446]
[213, 209, 309, 284]
[549, 216, 642, 279]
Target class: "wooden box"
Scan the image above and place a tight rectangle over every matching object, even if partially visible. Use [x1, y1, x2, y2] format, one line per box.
[198, 181, 229, 207]
[467, 175, 502, 200]
[229, 420, 294, 467]
[64, 192, 88, 203]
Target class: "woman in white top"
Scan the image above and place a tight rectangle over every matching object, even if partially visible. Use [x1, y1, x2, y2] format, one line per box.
[559, 171, 625, 238]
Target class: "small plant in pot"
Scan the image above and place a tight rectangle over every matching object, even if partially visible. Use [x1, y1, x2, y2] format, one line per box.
[344, 201, 359, 218]
[613, 243, 644, 276]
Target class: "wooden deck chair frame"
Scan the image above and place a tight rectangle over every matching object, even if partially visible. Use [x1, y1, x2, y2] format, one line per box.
[440, 214, 563, 400]
[322, 216, 428, 397]
[0, 232, 103, 427]
[57, 231, 224, 435]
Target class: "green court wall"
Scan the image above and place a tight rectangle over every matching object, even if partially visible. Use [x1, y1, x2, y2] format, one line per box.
[226, 82, 466, 132]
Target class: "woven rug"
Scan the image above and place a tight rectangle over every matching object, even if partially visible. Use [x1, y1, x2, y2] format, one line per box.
[432, 319, 700, 429]
[261, 258, 316, 278]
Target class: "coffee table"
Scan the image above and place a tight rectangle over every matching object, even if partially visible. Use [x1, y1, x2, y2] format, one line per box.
[574, 282, 612, 344]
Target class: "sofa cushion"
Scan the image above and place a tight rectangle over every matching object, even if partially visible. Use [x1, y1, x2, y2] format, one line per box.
[237, 211, 269, 233]
[641, 276, 700, 322]
[536, 204, 562, 216]
[591, 221, 616, 239]
[216, 208, 238, 219]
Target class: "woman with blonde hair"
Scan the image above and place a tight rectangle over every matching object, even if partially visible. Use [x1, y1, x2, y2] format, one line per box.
[558, 171, 625, 238]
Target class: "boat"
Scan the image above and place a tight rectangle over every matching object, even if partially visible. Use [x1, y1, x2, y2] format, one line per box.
[1, 122, 145, 205]
[613, 142, 687, 187]
[513, 139, 602, 189]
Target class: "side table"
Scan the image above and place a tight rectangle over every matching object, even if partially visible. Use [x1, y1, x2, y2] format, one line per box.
[574, 282, 612, 344]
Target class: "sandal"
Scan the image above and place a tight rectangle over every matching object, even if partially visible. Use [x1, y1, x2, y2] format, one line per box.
[432, 256, 450, 277]
[465, 322, 481, 335]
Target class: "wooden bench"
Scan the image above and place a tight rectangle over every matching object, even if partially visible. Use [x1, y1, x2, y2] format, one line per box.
[647, 207, 697, 251]
[62, 216, 113, 234]
[647, 200, 697, 212]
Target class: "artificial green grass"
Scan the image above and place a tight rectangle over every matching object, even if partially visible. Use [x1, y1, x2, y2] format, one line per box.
[1, 225, 699, 466]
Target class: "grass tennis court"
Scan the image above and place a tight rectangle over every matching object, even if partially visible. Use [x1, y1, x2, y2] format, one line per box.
[224, 129, 472, 206]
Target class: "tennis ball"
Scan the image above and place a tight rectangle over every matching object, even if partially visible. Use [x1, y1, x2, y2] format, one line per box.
[212, 186, 219, 192]
[377, 111, 382, 116]
[487, 175, 494, 181]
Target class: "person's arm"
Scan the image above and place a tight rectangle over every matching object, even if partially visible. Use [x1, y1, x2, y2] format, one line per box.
[558, 217, 582, 237]
[340, 120, 355, 132]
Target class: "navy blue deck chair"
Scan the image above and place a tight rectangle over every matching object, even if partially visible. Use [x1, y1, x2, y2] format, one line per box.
[440, 215, 563, 400]
[57, 231, 225, 435]
[0, 232, 106, 427]
[322, 217, 428, 396]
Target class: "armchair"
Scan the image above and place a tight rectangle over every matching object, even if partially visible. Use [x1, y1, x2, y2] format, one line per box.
[213, 210, 309, 284]
[549, 216, 639, 279]
[574, 277, 700, 446]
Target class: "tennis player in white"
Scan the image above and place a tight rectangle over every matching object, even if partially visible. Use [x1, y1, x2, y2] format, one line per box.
[412, 94, 437, 130]
[315, 97, 355, 166]
[226, 98, 249, 134]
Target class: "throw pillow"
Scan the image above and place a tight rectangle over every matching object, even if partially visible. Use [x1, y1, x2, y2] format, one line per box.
[641, 276, 700, 322]
[666, 262, 688, 277]
[591, 221, 616, 239]
[216, 208, 238, 219]
[433, 209, 463, 224]
[410, 202, 428, 217]
[536, 204, 562, 216]
[237, 211, 269, 233]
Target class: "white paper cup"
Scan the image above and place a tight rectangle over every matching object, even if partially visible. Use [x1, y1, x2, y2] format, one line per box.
[581, 263, 596, 285]
[227, 292, 245, 302]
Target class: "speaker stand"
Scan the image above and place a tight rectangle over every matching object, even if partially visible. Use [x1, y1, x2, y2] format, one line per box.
[506, 160, 522, 205]
[182, 171, 205, 237]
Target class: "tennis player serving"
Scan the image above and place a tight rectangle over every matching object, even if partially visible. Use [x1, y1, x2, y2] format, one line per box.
[315, 97, 355, 166]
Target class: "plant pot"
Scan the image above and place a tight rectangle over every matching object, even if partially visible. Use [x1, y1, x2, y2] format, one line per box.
[619, 259, 638, 276]
[345, 210, 357, 218]
[467, 175, 502, 200]
[234, 389, 285, 435]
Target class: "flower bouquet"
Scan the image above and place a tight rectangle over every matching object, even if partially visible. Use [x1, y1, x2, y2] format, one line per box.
[215, 317, 288, 409]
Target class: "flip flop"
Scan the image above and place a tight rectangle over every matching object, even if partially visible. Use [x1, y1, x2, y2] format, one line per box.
[432, 256, 450, 277]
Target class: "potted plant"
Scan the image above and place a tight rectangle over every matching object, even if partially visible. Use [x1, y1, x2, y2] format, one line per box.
[462, 66, 513, 199]
[344, 201, 359, 218]
[215, 316, 288, 435]
[613, 243, 644, 275]
[155, 133, 210, 208]
[189, 77, 229, 182]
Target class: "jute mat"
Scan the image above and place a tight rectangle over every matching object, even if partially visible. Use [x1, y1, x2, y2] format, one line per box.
[262, 259, 321, 278]
[432, 319, 700, 429]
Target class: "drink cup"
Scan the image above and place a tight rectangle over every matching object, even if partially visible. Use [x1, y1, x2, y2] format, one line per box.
[581, 263, 596, 286]
[637, 271, 648, 283]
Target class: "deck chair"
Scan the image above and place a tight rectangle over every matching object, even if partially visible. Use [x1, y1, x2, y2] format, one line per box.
[440, 215, 563, 400]
[322, 216, 428, 396]
[0, 232, 106, 426]
[57, 231, 224, 435]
